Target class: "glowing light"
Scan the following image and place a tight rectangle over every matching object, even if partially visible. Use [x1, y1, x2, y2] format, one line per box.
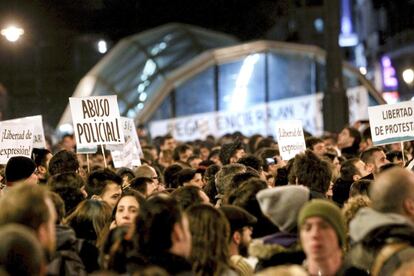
[230, 54, 260, 111]
[58, 124, 74, 134]
[402, 69, 414, 84]
[1, 25, 24, 42]
[97, 40, 107, 54]
[139, 92, 147, 101]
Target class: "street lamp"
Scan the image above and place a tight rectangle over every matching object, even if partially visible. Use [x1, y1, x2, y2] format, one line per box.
[1, 25, 24, 42]
[403, 68, 414, 85]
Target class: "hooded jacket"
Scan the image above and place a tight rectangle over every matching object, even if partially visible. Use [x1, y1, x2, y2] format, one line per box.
[346, 207, 414, 274]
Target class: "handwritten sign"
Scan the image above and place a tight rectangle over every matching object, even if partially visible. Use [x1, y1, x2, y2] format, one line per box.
[275, 120, 306, 160]
[0, 115, 46, 148]
[368, 101, 414, 145]
[107, 117, 142, 168]
[69, 95, 125, 147]
[0, 123, 34, 164]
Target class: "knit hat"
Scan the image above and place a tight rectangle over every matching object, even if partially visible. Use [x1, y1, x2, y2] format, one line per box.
[298, 199, 346, 246]
[5, 156, 36, 183]
[256, 185, 310, 233]
[220, 205, 257, 234]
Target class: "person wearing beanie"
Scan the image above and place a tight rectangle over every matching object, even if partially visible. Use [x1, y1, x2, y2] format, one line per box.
[297, 199, 346, 276]
[220, 205, 257, 276]
[250, 186, 310, 271]
[5, 156, 38, 187]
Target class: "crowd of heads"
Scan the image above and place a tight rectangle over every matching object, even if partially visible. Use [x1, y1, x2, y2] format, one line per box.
[0, 124, 414, 275]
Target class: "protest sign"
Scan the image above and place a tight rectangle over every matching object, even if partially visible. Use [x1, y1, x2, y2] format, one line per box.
[0, 123, 34, 164]
[108, 117, 142, 168]
[0, 115, 46, 148]
[368, 101, 414, 145]
[69, 95, 125, 147]
[275, 120, 306, 161]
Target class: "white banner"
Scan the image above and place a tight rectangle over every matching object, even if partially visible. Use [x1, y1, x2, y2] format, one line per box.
[0, 115, 46, 148]
[275, 120, 306, 160]
[149, 86, 368, 142]
[0, 123, 34, 164]
[108, 117, 142, 168]
[69, 95, 125, 147]
[368, 101, 414, 145]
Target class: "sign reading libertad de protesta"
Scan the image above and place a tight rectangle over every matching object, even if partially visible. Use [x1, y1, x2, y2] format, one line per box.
[70, 96, 125, 147]
[368, 101, 414, 146]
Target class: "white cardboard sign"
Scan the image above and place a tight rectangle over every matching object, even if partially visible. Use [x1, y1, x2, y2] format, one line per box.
[108, 117, 142, 168]
[368, 101, 414, 145]
[0, 123, 34, 164]
[0, 115, 46, 148]
[275, 120, 306, 160]
[69, 95, 125, 147]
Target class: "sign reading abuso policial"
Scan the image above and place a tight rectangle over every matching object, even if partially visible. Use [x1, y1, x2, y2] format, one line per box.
[275, 120, 306, 161]
[69, 95, 125, 147]
[368, 101, 414, 146]
[0, 123, 34, 164]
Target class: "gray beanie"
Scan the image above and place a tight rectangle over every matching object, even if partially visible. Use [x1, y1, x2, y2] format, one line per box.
[256, 185, 310, 233]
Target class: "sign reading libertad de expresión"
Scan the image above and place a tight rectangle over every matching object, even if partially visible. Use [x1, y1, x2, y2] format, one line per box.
[275, 120, 306, 161]
[69, 96, 125, 147]
[368, 101, 414, 146]
[0, 123, 34, 164]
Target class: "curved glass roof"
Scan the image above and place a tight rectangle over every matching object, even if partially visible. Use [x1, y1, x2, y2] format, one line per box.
[59, 24, 384, 128]
[59, 23, 239, 125]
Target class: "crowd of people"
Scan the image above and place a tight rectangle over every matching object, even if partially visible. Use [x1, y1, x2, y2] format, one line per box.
[0, 124, 414, 275]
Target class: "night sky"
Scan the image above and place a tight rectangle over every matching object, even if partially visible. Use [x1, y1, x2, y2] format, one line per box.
[0, 0, 289, 42]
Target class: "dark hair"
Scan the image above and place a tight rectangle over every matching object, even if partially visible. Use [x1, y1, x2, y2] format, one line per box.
[160, 134, 174, 147]
[187, 204, 231, 275]
[47, 172, 85, 215]
[346, 127, 362, 148]
[129, 177, 154, 195]
[48, 150, 80, 176]
[32, 148, 51, 167]
[292, 150, 332, 194]
[360, 146, 385, 164]
[177, 169, 196, 186]
[350, 179, 372, 198]
[136, 195, 184, 256]
[237, 155, 263, 172]
[173, 144, 192, 162]
[65, 199, 112, 243]
[339, 158, 360, 182]
[256, 138, 276, 152]
[219, 141, 244, 165]
[257, 148, 279, 172]
[171, 186, 206, 210]
[116, 167, 135, 182]
[163, 164, 183, 188]
[86, 169, 122, 197]
[305, 137, 324, 150]
[101, 226, 131, 273]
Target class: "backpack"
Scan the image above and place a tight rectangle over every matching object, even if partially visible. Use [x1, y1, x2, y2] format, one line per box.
[370, 242, 410, 276]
